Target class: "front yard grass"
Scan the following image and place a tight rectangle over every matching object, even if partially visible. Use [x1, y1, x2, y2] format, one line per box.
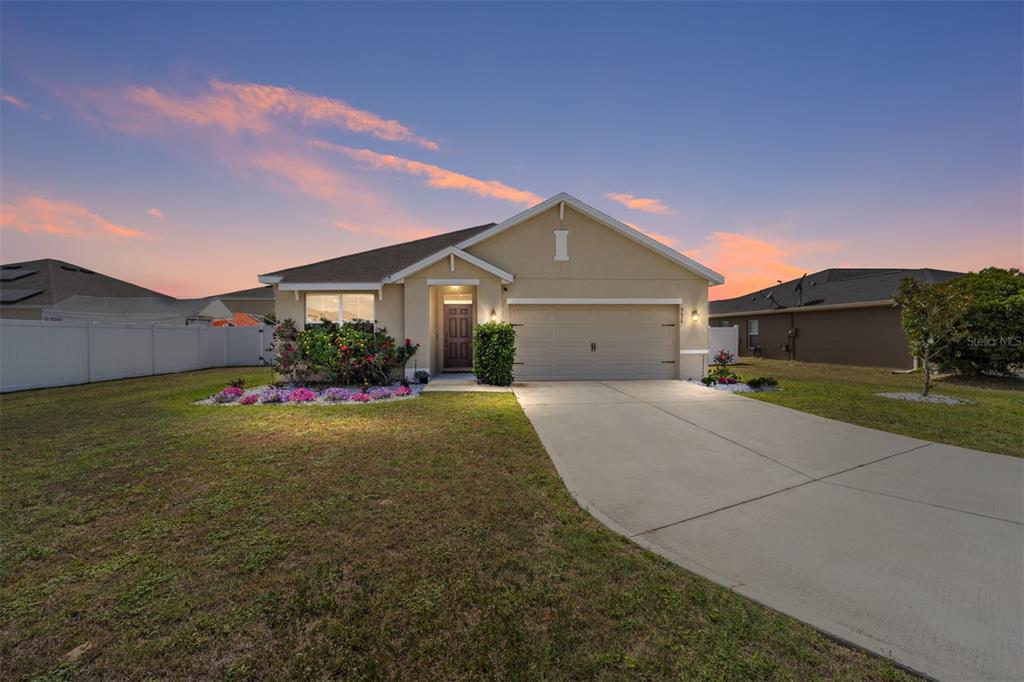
[0, 369, 915, 680]
[737, 358, 1023, 458]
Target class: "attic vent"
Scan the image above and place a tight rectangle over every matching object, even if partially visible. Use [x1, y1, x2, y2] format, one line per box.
[1, 265, 22, 270]
[79, 269, 95, 274]
[61, 265, 79, 272]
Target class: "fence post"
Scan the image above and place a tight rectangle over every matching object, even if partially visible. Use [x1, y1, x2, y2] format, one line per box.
[197, 324, 203, 368]
[151, 323, 158, 376]
[86, 321, 96, 383]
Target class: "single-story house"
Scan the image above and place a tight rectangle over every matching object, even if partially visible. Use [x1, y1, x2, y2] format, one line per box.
[42, 295, 233, 326]
[259, 193, 723, 380]
[206, 285, 275, 319]
[709, 268, 964, 369]
[0, 258, 171, 320]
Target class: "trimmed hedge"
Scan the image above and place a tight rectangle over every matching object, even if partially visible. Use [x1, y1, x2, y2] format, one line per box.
[473, 322, 516, 386]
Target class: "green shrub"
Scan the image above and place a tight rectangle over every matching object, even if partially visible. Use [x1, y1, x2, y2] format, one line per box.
[277, 320, 418, 386]
[936, 268, 1024, 376]
[746, 376, 778, 389]
[473, 322, 516, 386]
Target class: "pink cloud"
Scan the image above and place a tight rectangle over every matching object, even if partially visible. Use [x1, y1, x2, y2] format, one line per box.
[312, 140, 542, 206]
[147, 208, 165, 221]
[1, 91, 26, 109]
[1, 197, 154, 240]
[695, 231, 837, 299]
[606, 192, 676, 215]
[80, 80, 438, 149]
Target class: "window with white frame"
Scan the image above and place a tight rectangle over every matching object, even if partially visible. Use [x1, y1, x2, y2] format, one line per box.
[747, 319, 760, 348]
[305, 293, 375, 325]
[554, 229, 569, 261]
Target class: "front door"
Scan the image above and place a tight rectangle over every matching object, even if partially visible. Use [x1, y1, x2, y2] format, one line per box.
[444, 304, 473, 368]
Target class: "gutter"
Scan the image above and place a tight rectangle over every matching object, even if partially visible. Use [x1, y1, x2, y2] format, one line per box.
[709, 299, 895, 318]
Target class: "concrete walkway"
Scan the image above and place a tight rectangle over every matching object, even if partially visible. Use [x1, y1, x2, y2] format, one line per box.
[514, 380, 1023, 682]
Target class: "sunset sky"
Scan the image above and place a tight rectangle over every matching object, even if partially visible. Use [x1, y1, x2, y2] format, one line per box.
[1, 2, 1021, 299]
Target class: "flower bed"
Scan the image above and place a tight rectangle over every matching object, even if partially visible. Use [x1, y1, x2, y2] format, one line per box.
[196, 382, 423, 406]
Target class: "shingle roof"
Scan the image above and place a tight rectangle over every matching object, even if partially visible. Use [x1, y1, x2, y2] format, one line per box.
[261, 223, 496, 284]
[0, 259, 170, 307]
[709, 268, 964, 316]
[43, 295, 231, 321]
[208, 285, 275, 300]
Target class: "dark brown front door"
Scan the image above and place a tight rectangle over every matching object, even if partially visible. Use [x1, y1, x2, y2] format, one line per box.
[444, 304, 473, 368]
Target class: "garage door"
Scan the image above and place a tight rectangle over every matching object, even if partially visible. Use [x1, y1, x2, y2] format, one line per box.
[510, 304, 678, 380]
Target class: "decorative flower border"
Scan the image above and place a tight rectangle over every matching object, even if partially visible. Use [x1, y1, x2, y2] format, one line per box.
[196, 383, 422, 406]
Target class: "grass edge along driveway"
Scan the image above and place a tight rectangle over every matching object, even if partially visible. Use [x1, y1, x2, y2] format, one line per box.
[1, 368, 914, 680]
[736, 358, 1023, 458]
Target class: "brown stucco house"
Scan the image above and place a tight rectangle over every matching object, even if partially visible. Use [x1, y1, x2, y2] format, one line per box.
[709, 268, 963, 369]
[259, 193, 724, 380]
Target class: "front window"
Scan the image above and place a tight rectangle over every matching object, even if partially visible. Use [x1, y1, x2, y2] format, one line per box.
[747, 319, 760, 348]
[305, 293, 375, 325]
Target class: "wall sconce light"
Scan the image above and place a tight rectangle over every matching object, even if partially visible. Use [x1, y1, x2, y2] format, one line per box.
[691, 309, 699, 323]
[490, 308, 497, 321]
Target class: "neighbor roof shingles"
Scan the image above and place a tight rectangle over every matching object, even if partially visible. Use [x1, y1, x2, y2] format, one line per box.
[0, 259, 171, 307]
[709, 268, 964, 316]
[261, 223, 496, 284]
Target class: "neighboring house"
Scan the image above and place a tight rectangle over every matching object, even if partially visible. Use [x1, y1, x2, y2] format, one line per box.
[212, 312, 263, 327]
[42, 295, 232, 325]
[259, 193, 723, 380]
[709, 268, 964, 369]
[206, 285, 275, 319]
[0, 258, 170, 320]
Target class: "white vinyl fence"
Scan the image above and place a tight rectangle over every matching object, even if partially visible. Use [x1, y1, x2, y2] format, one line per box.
[0, 319, 275, 393]
[707, 325, 739, 364]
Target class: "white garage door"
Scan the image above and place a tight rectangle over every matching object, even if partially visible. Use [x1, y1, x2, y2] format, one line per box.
[510, 304, 678, 380]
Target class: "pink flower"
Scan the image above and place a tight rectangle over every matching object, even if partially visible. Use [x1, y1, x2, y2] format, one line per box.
[222, 386, 244, 397]
[395, 385, 412, 397]
[239, 394, 258, 405]
[351, 392, 372, 402]
[286, 387, 317, 402]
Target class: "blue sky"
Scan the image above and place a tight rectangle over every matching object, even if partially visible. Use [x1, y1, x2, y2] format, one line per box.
[1, 1, 1020, 297]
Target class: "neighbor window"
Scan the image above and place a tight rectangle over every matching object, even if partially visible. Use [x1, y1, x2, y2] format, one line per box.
[747, 319, 760, 348]
[554, 229, 569, 261]
[305, 293, 375, 325]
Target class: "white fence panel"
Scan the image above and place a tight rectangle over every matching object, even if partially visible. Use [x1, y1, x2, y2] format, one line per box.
[707, 325, 739, 364]
[0, 320, 90, 391]
[0, 320, 270, 393]
[154, 325, 202, 374]
[200, 327, 228, 368]
[92, 323, 154, 382]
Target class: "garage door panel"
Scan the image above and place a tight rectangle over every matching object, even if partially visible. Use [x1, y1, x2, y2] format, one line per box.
[511, 304, 678, 381]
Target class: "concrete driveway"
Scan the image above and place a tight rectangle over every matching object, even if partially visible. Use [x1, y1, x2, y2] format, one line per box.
[514, 380, 1023, 682]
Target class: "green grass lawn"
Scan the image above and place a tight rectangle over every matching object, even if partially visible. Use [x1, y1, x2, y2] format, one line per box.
[735, 358, 1023, 458]
[0, 369, 913, 680]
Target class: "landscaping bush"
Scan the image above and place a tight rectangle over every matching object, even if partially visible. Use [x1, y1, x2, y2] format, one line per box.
[473, 322, 516, 386]
[707, 348, 739, 383]
[746, 376, 778, 389]
[936, 267, 1024, 376]
[414, 370, 430, 385]
[276, 319, 418, 386]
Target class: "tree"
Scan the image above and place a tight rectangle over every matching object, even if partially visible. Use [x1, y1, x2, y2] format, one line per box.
[937, 268, 1023, 376]
[895, 278, 967, 396]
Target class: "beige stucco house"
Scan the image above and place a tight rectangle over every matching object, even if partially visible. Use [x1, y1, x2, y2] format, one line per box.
[258, 193, 723, 380]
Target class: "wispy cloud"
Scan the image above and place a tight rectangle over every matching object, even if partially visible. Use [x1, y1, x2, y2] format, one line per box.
[81, 80, 438, 149]
[312, 140, 542, 206]
[1, 91, 26, 109]
[692, 231, 837, 299]
[1, 197, 154, 240]
[606, 192, 676, 215]
[147, 208, 165, 221]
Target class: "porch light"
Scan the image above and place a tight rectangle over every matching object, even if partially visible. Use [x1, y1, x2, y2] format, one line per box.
[691, 309, 699, 323]
[490, 308, 497, 321]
